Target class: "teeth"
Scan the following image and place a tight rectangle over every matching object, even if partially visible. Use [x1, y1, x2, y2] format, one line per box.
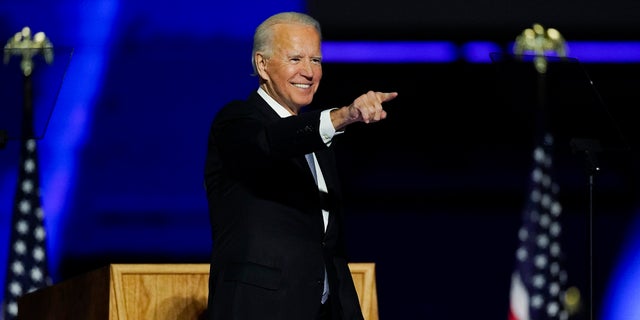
[293, 83, 310, 88]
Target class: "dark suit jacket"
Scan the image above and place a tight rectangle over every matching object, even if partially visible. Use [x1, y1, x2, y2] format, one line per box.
[204, 91, 364, 320]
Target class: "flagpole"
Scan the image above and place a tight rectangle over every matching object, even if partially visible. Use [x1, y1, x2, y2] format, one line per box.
[511, 24, 587, 320]
[2, 26, 53, 320]
[23, 70, 34, 139]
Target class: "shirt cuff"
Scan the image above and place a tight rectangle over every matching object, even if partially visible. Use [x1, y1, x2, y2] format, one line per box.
[319, 108, 343, 145]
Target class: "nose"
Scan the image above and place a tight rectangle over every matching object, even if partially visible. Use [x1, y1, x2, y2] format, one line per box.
[300, 59, 314, 78]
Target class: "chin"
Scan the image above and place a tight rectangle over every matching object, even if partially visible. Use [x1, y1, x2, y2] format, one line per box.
[300, 101, 314, 108]
[295, 97, 314, 107]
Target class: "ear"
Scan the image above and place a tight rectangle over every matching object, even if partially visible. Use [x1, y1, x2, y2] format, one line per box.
[255, 52, 269, 81]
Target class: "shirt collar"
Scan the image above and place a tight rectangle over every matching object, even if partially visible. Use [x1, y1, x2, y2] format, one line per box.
[257, 87, 293, 118]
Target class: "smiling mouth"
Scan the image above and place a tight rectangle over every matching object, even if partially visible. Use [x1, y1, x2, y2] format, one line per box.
[292, 83, 311, 89]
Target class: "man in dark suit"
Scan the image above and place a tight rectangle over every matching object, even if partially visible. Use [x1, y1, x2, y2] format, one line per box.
[204, 11, 398, 320]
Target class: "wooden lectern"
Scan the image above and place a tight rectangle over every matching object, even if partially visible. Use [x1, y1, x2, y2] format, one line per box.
[347, 263, 379, 320]
[18, 263, 378, 320]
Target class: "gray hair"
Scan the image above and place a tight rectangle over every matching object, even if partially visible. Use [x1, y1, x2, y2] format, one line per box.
[251, 12, 322, 75]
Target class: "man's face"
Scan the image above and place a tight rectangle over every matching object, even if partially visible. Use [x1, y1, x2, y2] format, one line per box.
[257, 23, 322, 114]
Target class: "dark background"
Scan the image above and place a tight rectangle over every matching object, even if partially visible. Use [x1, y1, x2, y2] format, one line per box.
[1, 1, 639, 319]
[308, 0, 640, 40]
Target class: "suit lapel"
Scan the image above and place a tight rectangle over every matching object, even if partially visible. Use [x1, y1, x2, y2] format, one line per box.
[249, 91, 281, 121]
[314, 148, 335, 190]
[251, 91, 331, 232]
[249, 91, 313, 177]
[315, 148, 337, 234]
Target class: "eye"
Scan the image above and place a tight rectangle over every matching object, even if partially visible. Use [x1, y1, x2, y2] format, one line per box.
[312, 58, 322, 64]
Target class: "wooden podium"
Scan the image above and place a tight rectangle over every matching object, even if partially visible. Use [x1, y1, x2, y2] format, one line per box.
[347, 263, 379, 320]
[18, 263, 378, 320]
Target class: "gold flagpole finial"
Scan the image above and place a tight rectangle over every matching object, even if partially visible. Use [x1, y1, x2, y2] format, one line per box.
[513, 23, 568, 74]
[4, 26, 54, 76]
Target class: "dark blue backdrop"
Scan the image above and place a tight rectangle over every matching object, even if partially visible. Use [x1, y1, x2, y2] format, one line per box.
[1, 1, 640, 319]
[0, 0, 301, 310]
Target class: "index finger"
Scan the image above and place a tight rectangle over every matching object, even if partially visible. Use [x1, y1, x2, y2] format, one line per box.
[376, 91, 399, 103]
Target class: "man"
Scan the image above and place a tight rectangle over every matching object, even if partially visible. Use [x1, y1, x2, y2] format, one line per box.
[204, 11, 398, 320]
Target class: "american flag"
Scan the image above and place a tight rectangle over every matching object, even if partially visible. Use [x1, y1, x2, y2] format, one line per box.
[508, 133, 569, 320]
[2, 138, 51, 320]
